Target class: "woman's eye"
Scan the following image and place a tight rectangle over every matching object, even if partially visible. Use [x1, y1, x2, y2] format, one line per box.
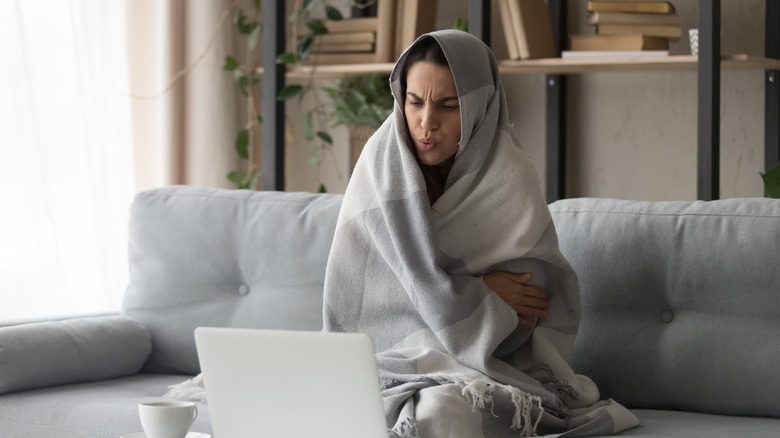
[443, 105, 459, 111]
[410, 101, 423, 107]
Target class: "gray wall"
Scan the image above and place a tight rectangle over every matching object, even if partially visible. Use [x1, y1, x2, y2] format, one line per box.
[286, 0, 769, 201]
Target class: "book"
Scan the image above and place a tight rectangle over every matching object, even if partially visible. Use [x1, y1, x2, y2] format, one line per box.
[587, 1, 675, 14]
[375, 0, 396, 62]
[561, 49, 669, 58]
[507, 0, 557, 59]
[316, 31, 375, 45]
[597, 23, 681, 39]
[323, 17, 379, 33]
[498, 0, 521, 60]
[394, 0, 438, 59]
[304, 52, 377, 65]
[569, 34, 669, 51]
[588, 11, 680, 26]
[314, 42, 375, 53]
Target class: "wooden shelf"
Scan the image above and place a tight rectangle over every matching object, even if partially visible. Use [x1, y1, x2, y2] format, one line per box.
[269, 55, 780, 79]
[498, 54, 780, 74]
[286, 62, 395, 79]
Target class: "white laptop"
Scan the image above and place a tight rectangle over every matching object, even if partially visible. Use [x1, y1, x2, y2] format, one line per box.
[194, 327, 388, 438]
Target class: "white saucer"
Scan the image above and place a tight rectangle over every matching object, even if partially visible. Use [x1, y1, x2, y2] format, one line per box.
[121, 433, 210, 438]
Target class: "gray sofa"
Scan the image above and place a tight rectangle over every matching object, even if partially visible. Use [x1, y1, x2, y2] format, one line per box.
[0, 185, 777, 437]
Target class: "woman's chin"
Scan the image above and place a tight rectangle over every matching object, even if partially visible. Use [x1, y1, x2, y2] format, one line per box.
[417, 153, 443, 167]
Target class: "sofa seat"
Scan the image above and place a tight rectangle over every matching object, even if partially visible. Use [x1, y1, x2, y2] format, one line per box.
[0, 374, 211, 438]
[620, 410, 780, 437]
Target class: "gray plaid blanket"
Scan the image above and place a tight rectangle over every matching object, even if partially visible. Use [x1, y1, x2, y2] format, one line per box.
[323, 30, 638, 437]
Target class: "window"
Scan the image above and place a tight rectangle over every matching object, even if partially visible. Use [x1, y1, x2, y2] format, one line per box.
[0, 1, 135, 322]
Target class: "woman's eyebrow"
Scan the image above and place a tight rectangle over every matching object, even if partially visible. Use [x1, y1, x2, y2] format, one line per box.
[407, 91, 459, 103]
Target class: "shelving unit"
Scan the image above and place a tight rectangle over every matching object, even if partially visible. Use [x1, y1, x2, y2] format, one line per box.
[281, 55, 780, 79]
[261, 0, 779, 201]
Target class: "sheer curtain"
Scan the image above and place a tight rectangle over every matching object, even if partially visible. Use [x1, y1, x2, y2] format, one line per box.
[0, 1, 135, 322]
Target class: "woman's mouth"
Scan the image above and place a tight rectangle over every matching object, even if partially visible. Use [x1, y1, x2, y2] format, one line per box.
[418, 138, 437, 151]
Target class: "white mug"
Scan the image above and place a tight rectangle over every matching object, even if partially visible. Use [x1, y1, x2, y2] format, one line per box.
[138, 401, 198, 438]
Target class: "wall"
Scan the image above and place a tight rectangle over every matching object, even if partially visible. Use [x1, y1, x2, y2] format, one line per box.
[285, 0, 769, 200]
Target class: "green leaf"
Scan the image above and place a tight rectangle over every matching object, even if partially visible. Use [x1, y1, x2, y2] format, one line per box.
[227, 171, 248, 187]
[238, 75, 249, 97]
[248, 25, 261, 52]
[254, 0, 261, 11]
[223, 56, 240, 71]
[303, 0, 319, 11]
[308, 147, 321, 165]
[236, 9, 251, 34]
[235, 129, 250, 159]
[325, 6, 343, 20]
[318, 183, 327, 193]
[452, 17, 468, 32]
[303, 112, 314, 141]
[276, 52, 297, 64]
[760, 162, 780, 198]
[257, 115, 263, 125]
[305, 18, 328, 35]
[316, 131, 333, 144]
[297, 34, 315, 60]
[276, 84, 303, 101]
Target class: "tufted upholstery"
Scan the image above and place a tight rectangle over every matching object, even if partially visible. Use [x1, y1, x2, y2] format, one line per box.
[122, 187, 780, 417]
[549, 197, 780, 418]
[122, 186, 343, 375]
[3, 187, 779, 438]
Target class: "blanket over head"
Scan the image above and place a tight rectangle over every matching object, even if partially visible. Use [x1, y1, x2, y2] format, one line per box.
[323, 30, 638, 437]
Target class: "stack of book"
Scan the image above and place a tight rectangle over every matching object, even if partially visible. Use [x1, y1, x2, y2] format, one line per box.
[306, 18, 379, 65]
[498, 0, 557, 60]
[305, 0, 438, 66]
[565, 1, 679, 57]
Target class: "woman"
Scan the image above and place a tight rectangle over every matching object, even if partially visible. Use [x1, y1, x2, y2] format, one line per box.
[323, 30, 637, 437]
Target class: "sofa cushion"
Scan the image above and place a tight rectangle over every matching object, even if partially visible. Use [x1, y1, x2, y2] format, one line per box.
[621, 409, 780, 438]
[122, 186, 343, 375]
[0, 374, 212, 438]
[0, 315, 151, 395]
[549, 197, 780, 418]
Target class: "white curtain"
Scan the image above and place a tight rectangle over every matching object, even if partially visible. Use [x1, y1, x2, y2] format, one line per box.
[0, 0, 135, 322]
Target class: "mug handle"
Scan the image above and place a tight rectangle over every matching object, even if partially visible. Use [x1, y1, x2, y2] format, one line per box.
[191, 404, 198, 422]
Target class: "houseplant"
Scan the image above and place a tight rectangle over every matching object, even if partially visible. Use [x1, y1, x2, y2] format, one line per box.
[223, 0, 349, 190]
[223, 1, 263, 189]
[321, 72, 393, 170]
[761, 162, 780, 198]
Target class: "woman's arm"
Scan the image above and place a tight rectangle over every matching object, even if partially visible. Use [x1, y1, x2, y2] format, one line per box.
[482, 271, 548, 329]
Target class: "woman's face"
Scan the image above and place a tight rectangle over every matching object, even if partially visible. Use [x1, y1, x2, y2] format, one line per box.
[404, 61, 461, 167]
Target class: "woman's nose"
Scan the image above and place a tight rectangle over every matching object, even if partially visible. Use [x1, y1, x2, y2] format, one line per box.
[420, 106, 438, 131]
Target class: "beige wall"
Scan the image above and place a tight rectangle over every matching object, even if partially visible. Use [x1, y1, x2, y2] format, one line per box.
[286, 0, 769, 200]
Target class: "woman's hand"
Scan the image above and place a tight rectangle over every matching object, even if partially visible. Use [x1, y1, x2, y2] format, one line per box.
[482, 271, 549, 329]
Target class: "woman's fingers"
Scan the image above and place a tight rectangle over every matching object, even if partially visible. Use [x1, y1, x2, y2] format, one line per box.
[482, 271, 550, 324]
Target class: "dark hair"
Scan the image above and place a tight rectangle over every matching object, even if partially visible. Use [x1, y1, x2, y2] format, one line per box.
[400, 37, 450, 95]
[400, 37, 455, 205]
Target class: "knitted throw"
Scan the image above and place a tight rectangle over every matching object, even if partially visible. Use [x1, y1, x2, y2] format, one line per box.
[323, 30, 638, 438]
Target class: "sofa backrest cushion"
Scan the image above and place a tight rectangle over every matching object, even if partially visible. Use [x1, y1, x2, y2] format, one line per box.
[549, 197, 780, 418]
[122, 186, 343, 375]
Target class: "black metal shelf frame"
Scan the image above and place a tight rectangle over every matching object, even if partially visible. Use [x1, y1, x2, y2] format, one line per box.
[261, 1, 780, 200]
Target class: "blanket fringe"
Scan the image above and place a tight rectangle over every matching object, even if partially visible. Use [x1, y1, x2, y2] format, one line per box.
[163, 374, 207, 402]
[523, 363, 579, 403]
[389, 417, 420, 438]
[435, 373, 544, 437]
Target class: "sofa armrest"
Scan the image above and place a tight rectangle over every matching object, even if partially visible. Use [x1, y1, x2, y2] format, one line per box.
[0, 315, 152, 395]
